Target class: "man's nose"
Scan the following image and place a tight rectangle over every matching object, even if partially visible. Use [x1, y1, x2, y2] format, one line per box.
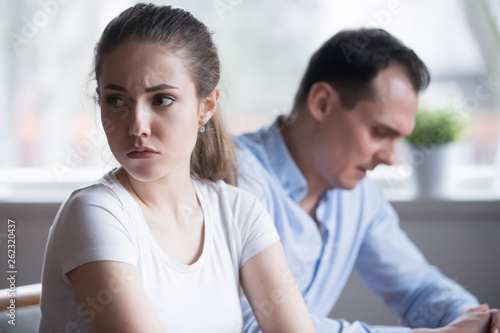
[376, 140, 397, 166]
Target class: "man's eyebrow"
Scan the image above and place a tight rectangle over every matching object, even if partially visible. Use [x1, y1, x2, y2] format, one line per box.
[102, 83, 179, 92]
[377, 124, 403, 137]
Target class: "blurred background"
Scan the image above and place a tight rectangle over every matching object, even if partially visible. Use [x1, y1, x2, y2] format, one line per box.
[0, 0, 499, 329]
[0, 0, 499, 195]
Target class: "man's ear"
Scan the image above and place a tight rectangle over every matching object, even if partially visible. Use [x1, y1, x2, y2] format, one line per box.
[199, 89, 220, 122]
[307, 82, 340, 121]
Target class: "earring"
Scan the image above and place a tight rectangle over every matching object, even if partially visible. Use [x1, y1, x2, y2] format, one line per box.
[199, 120, 205, 133]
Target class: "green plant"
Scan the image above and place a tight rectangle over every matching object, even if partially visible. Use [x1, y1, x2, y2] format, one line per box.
[405, 108, 465, 146]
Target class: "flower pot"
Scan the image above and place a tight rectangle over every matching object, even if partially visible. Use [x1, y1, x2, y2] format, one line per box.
[409, 142, 458, 199]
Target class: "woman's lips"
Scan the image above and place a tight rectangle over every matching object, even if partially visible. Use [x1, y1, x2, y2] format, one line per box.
[127, 151, 159, 159]
[126, 146, 159, 159]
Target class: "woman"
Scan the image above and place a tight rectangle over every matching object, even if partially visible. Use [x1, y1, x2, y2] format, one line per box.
[39, 3, 314, 333]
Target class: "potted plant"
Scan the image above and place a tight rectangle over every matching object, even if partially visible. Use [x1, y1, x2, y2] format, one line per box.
[405, 108, 465, 199]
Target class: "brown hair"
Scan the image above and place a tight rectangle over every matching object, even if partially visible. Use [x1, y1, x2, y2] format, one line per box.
[93, 3, 237, 185]
[293, 28, 430, 110]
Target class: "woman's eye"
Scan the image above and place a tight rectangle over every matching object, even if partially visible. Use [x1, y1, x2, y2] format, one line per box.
[106, 96, 126, 107]
[153, 96, 174, 106]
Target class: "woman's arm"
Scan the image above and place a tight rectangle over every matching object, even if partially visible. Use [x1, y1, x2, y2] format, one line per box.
[67, 261, 166, 333]
[240, 242, 315, 333]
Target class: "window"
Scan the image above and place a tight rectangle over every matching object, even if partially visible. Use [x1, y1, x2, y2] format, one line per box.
[1, 0, 499, 200]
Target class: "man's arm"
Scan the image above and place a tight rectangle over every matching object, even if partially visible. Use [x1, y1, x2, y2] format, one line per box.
[243, 304, 410, 333]
[414, 306, 499, 333]
[243, 298, 497, 333]
[354, 187, 479, 329]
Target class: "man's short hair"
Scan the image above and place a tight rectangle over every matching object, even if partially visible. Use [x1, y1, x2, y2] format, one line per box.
[293, 28, 430, 110]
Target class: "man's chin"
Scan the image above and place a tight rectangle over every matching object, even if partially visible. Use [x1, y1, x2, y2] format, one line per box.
[347, 172, 368, 189]
[342, 183, 359, 190]
[333, 178, 361, 191]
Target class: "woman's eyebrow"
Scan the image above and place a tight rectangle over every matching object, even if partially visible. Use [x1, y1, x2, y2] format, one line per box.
[103, 83, 127, 92]
[102, 83, 179, 92]
[145, 84, 178, 92]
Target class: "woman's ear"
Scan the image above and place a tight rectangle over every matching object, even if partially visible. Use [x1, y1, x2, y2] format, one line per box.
[199, 89, 220, 122]
[95, 86, 101, 104]
[307, 82, 340, 121]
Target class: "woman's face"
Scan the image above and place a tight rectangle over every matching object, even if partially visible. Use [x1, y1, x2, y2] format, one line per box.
[98, 40, 216, 182]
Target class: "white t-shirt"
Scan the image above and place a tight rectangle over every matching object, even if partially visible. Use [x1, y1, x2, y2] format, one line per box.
[39, 170, 279, 333]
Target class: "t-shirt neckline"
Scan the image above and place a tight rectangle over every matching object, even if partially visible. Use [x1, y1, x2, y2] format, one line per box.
[105, 168, 212, 273]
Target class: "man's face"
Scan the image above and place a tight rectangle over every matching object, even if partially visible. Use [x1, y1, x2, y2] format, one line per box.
[310, 65, 419, 190]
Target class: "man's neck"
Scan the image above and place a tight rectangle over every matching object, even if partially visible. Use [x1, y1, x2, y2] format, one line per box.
[280, 114, 328, 220]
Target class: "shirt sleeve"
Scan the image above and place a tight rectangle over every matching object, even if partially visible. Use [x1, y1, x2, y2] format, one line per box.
[234, 189, 280, 267]
[235, 142, 275, 215]
[354, 192, 479, 328]
[51, 185, 138, 285]
[243, 299, 412, 333]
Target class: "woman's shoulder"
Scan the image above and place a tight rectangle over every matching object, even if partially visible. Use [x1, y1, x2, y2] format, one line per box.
[50, 170, 136, 243]
[194, 178, 268, 220]
[194, 178, 260, 203]
[60, 170, 127, 215]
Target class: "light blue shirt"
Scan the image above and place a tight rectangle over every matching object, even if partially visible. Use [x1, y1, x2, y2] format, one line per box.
[235, 117, 479, 333]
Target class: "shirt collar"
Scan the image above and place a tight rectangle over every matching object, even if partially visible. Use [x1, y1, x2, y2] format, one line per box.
[262, 116, 308, 202]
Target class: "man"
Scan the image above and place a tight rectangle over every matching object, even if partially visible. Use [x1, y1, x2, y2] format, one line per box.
[235, 28, 499, 333]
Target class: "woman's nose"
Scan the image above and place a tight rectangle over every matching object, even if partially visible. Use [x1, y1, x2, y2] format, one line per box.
[128, 104, 151, 138]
